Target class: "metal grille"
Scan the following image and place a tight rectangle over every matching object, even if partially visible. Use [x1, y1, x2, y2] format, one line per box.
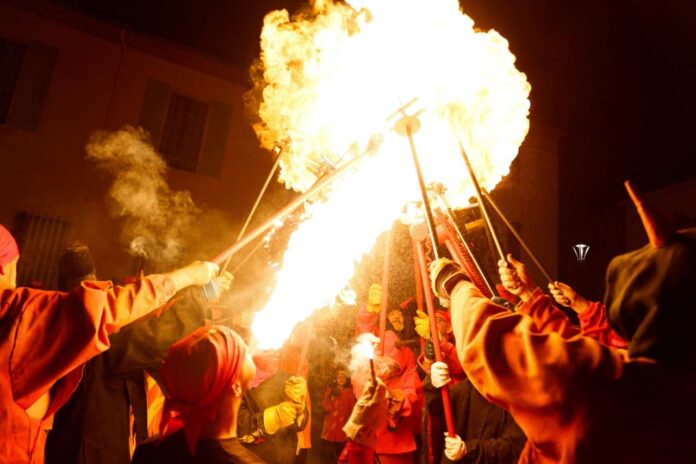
[159, 93, 208, 172]
[14, 212, 69, 289]
[0, 37, 27, 123]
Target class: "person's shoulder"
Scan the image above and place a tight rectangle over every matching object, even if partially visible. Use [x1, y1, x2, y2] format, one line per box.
[133, 432, 189, 464]
[216, 437, 268, 464]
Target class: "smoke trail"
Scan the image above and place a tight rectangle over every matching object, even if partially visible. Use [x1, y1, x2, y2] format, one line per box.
[85, 126, 200, 267]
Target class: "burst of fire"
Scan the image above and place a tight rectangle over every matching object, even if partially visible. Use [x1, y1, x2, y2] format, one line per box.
[249, 0, 531, 349]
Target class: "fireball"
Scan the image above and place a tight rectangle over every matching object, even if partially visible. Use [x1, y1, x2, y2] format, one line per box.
[249, 0, 530, 349]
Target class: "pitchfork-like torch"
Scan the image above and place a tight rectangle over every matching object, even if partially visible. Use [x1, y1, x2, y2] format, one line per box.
[392, 100, 456, 438]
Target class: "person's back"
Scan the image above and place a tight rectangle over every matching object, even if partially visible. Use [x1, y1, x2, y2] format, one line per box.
[134, 429, 266, 464]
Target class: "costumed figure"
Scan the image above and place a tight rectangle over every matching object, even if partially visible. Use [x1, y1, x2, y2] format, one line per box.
[46, 242, 233, 464]
[429, 182, 696, 463]
[132, 326, 264, 463]
[0, 225, 217, 463]
[321, 367, 356, 462]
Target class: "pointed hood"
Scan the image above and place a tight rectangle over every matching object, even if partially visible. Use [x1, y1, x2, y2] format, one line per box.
[624, 180, 675, 248]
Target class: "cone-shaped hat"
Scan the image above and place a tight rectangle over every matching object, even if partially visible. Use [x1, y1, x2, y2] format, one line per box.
[624, 180, 675, 248]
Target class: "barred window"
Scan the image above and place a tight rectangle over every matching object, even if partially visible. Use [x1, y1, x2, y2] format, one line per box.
[159, 94, 208, 172]
[13, 212, 69, 289]
[0, 38, 27, 124]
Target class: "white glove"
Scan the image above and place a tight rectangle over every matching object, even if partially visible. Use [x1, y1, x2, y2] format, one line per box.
[444, 434, 467, 461]
[430, 361, 451, 388]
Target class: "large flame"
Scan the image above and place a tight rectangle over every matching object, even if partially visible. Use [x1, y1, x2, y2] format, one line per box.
[250, 0, 531, 349]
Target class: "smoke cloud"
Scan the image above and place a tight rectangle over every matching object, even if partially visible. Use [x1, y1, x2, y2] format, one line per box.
[85, 126, 200, 267]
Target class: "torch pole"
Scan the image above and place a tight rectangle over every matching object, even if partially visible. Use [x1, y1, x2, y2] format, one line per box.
[435, 193, 496, 297]
[416, 238, 456, 437]
[458, 142, 506, 263]
[405, 121, 440, 261]
[481, 188, 554, 285]
[221, 150, 282, 273]
[379, 229, 392, 356]
[211, 152, 364, 265]
[398, 113, 455, 437]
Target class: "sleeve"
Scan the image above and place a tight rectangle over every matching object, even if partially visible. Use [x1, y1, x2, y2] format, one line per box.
[460, 412, 526, 464]
[9, 275, 176, 409]
[577, 301, 628, 349]
[448, 281, 624, 429]
[103, 288, 209, 377]
[514, 288, 580, 339]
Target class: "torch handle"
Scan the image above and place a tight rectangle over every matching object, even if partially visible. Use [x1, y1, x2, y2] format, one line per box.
[458, 142, 506, 263]
[211, 153, 364, 265]
[481, 189, 554, 285]
[416, 239, 456, 437]
[379, 229, 392, 356]
[406, 124, 441, 260]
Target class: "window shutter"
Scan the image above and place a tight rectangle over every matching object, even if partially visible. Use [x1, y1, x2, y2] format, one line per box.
[198, 101, 231, 177]
[7, 42, 58, 131]
[138, 79, 170, 146]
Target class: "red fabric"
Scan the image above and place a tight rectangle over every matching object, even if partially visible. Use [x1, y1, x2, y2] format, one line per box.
[355, 305, 378, 336]
[321, 386, 356, 442]
[516, 289, 629, 349]
[374, 365, 421, 455]
[0, 276, 175, 463]
[0, 225, 18, 266]
[160, 325, 247, 454]
[250, 350, 280, 389]
[578, 301, 629, 349]
[340, 440, 375, 464]
[449, 280, 696, 463]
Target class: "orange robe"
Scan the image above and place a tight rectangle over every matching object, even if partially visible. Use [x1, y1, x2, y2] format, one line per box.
[450, 281, 696, 463]
[0, 276, 175, 464]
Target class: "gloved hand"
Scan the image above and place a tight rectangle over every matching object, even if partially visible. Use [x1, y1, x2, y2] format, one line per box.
[367, 283, 382, 313]
[444, 434, 468, 460]
[343, 378, 388, 449]
[414, 310, 430, 339]
[548, 281, 590, 314]
[263, 401, 299, 435]
[166, 261, 219, 291]
[429, 258, 469, 299]
[430, 361, 451, 388]
[284, 376, 307, 412]
[424, 338, 435, 361]
[498, 254, 537, 301]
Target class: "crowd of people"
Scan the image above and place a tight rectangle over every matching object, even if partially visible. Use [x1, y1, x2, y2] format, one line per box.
[1, 180, 695, 463]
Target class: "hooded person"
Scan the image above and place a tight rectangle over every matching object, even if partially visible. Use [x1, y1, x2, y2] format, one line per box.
[132, 325, 264, 463]
[430, 181, 696, 463]
[0, 224, 218, 464]
[46, 242, 231, 464]
[350, 330, 421, 464]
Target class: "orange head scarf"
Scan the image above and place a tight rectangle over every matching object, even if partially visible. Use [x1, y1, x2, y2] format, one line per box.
[160, 326, 247, 453]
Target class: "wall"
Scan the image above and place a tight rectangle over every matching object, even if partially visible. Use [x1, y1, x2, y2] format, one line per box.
[0, 1, 274, 281]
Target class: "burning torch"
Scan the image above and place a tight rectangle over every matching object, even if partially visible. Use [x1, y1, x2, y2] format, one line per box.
[392, 102, 456, 437]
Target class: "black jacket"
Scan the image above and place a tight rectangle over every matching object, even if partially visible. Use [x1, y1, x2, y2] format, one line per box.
[424, 376, 526, 464]
[237, 371, 308, 464]
[45, 289, 209, 464]
[133, 429, 267, 464]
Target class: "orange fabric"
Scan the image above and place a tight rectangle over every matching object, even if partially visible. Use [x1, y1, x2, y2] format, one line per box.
[0, 275, 175, 464]
[450, 280, 696, 463]
[0, 225, 18, 266]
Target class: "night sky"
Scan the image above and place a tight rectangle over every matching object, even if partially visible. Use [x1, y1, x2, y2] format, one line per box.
[48, 0, 696, 298]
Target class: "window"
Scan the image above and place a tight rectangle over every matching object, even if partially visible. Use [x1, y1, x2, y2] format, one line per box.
[159, 94, 208, 172]
[0, 38, 27, 124]
[139, 79, 231, 177]
[13, 212, 69, 289]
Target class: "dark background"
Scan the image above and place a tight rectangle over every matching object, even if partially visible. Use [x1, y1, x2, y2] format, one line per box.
[46, 0, 696, 300]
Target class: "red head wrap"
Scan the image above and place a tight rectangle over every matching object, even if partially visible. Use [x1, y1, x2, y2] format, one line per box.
[160, 325, 247, 453]
[0, 225, 19, 267]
